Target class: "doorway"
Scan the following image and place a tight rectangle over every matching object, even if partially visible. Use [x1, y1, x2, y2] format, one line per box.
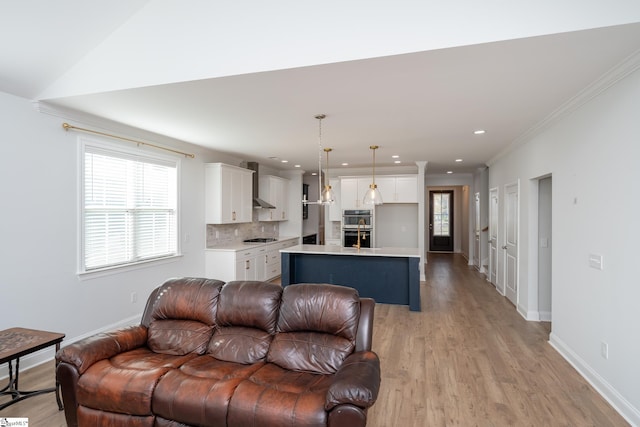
[537, 176, 552, 321]
[429, 190, 454, 252]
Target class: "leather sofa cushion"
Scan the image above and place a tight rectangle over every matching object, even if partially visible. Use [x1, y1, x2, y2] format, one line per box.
[149, 277, 223, 326]
[268, 284, 360, 374]
[216, 281, 282, 333]
[208, 326, 272, 364]
[205, 281, 282, 364]
[277, 284, 360, 340]
[77, 348, 197, 415]
[148, 319, 213, 355]
[268, 331, 353, 375]
[228, 362, 332, 427]
[152, 355, 264, 426]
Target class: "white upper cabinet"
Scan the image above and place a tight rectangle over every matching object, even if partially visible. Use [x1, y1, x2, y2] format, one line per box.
[340, 175, 417, 208]
[205, 163, 254, 224]
[340, 177, 372, 210]
[375, 175, 418, 203]
[258, 175, 290, 221]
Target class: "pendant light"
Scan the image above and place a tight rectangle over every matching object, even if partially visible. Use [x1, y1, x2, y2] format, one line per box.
[363, 145, 383, 205]
[303, 114, 335, 205]
[320, 147, 336, 204]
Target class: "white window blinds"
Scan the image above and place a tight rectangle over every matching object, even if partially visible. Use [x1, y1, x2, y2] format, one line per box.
[83, 145, 177, 271]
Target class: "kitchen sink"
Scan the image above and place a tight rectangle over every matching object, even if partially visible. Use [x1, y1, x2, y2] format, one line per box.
[243, 237, 278, 243]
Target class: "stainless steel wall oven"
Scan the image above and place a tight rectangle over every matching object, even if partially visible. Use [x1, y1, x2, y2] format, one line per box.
[342, 209, 373, 247]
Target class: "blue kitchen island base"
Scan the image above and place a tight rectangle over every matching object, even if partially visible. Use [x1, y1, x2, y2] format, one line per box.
[281, 246, 421, 311]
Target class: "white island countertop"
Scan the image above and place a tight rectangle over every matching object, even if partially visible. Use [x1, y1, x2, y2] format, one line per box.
[280, 244, 420, 258]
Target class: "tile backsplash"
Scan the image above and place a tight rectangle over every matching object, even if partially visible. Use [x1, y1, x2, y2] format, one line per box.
[206, 221, 279, 247]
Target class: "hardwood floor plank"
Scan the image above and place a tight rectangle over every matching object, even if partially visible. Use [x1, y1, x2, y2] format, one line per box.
[0, 253, 628, 426]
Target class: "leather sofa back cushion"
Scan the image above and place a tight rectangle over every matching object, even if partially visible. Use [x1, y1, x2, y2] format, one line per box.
[216, 281, 282, 334]
[268, 284, 361, 374]
[148, 320, 213, 355]
[208, 282, 281, 364]
[150, 278, 223, 326]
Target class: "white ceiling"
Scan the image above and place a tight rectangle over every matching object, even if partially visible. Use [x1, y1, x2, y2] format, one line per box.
[3, 1, 640, 174]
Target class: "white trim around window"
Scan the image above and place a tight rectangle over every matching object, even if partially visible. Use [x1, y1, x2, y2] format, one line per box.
[78, 136, 182, 276]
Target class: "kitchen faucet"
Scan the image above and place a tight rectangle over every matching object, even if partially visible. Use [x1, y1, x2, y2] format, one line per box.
[353, 218, 367, 250]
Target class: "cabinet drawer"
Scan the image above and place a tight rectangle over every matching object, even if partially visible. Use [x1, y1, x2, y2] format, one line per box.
[236, 246, 267, 260]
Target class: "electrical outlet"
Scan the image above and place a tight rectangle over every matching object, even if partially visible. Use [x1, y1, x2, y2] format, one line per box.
[601, 342, 608, 359]
[131, 292, 138, 304]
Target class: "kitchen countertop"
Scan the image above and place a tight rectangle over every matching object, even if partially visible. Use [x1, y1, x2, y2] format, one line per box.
[206, 236, 299, 251]
[280, 244, 420, 258]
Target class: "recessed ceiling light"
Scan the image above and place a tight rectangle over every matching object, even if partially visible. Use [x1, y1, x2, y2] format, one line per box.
[392, 155, 400, 159]
[311, 172, 317, 176]
[294, 164, 301, 168]
[341, 162, 349, 166]
[447, 171, 453, 174]
[394, 160, 401, 164]
[455, 159, 463, 162]
[281, 160, 288, 163]
[473, 130, 486, 135]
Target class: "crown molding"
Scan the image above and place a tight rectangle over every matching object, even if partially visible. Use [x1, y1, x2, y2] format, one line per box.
[487, 48, 640, 166]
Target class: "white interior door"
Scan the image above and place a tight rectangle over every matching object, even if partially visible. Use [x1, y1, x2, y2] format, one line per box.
[504, 183, 519, 305]
[489, 188, 499, 287]
[473, 192, 480, 268]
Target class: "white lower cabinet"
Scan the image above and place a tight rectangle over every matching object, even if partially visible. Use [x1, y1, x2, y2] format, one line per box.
[264, 238, 298, 281]
[205, 238, 299, 282]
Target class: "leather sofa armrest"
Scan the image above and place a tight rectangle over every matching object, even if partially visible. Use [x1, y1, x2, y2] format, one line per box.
[325, 351, 381, 410]
[56, 325, 148, 374]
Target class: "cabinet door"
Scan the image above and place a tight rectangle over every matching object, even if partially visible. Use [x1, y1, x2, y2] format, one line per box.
[395, 176, 418, 203]
[375, 176, 396, 203]
[259, 176, 289, 221]
[206, 164, 253, 224]
[340, 178, 359, 210]
[234, 168, 254, 223]
[222, 166, 237, 222]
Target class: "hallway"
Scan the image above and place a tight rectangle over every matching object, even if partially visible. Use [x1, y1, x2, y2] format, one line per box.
[367, 253, 627, 426]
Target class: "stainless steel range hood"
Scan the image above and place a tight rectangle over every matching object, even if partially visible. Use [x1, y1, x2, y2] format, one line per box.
[246, 162, 276, 209]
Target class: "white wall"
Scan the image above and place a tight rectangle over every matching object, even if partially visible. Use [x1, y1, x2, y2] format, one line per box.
[0, 92, 238, 371]
[487, 65, 640, 423]
[375, 204, 419, 248]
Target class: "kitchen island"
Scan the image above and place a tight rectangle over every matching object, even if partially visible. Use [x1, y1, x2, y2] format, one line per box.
[280, 245, 421, 311]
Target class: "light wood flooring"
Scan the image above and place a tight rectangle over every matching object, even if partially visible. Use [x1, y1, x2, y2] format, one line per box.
[0, 253, 629, 426]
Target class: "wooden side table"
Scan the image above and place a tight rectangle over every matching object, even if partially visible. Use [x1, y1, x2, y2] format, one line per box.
[0, 327, 65, 410]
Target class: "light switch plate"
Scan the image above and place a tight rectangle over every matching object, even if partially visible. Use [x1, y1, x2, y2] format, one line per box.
[589, 254, 603, 270]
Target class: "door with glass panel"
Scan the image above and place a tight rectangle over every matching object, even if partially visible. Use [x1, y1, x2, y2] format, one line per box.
[429, 190, 454, 252]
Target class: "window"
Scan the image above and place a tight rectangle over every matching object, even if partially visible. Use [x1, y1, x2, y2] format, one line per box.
[432, 192, 450, 236]
[81, 140, 178, 272]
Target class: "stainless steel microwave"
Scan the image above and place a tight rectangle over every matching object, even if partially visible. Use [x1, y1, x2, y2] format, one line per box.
[342, 209, 372, 228]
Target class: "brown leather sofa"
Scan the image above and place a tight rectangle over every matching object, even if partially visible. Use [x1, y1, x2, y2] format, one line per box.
[56, 277, 381, 427]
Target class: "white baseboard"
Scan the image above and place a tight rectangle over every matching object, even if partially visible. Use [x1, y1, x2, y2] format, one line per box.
[538, 311, 552, 322]
[0, 314, 142, 380]
[549, 332, 640, 427]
